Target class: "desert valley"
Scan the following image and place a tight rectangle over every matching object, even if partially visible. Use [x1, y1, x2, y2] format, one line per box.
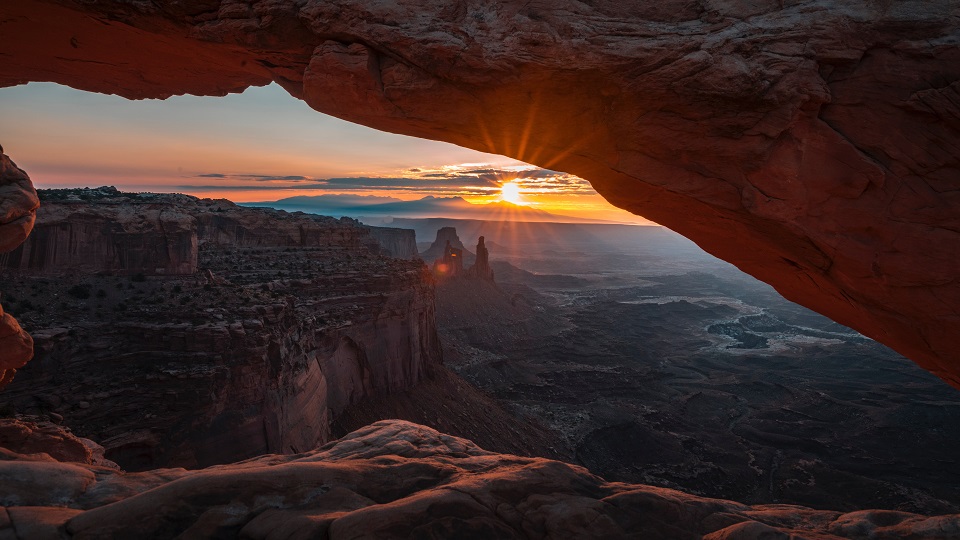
[2, 184, 960, 538]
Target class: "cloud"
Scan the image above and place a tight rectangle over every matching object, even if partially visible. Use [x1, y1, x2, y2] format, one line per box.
[325, 176, 500, 189]
[195, 173, 314, 182]
[180, 164, 597, 197]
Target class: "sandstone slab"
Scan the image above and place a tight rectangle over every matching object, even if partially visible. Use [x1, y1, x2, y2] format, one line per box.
[0, 420, 957, 539]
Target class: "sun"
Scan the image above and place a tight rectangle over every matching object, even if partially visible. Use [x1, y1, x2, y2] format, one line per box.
[500, 181, 524, 205]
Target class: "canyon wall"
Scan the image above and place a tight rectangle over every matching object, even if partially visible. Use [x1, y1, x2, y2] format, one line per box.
[1, 1, 957, 386]
[0, 187, 397, 276]
[365, 226, 420, 260]
[0, 190, 442, 469]
[421, 226, 475, 266]
[0, 191, 198, 276]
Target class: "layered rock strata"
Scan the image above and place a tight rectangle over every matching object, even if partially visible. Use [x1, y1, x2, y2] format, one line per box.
[0, 190, 441, 470]
[421, 226, 475, 267]
[2, 420, 959, 540]
[1, 1, 957, 385]
[364, 225, 419, 260]
[1, 187, 402, 275]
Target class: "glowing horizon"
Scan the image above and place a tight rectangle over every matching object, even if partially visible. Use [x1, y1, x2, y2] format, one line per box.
[0, 82, 658, 225]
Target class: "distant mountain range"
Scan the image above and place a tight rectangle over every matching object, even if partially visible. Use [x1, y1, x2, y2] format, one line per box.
[242, 194, 615, 224]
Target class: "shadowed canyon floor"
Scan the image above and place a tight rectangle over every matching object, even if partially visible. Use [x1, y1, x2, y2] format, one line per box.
[3, 196, 960, 538]
[423, 222, 960, 515]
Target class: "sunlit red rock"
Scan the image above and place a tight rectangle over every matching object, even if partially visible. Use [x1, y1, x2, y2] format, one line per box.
[1, 1, 956, 385]
[0, 303, 32, 390]
[0, 417, 118, 469]
[0, 149, 37, 254]
[0, 148, 38, 389]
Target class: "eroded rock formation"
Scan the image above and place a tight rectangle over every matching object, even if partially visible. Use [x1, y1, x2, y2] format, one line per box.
[0, 149, 37, 254]
[433, 240, 465, 278]
[2, 187, 197, 275]
[427, 230, 496, 281]
[2, 0, 957, 385]
[364, 225, 419, 260]
[0, 417, 118, 469]
[421, 226, 474, 267]
[466, 236, 495, 281]
[0, 190, 442, 469]
[0, 150, 38, 389]
[2, 419, 959, 540]
[1, 187, 404, 276]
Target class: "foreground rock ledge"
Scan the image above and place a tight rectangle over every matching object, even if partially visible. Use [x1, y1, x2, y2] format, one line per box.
[0, 419, 957, 540]
[0, 1, 958, 386]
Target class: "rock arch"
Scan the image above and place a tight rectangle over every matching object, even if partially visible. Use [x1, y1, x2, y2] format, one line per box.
[1, 0, 958, 386]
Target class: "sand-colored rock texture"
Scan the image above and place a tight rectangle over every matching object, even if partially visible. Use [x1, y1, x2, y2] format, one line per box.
[1, 1, 957, 385]
[1, 419, 958, 540]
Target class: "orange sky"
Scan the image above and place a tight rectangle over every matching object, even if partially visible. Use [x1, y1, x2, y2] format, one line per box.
[0, 82, 657, 225]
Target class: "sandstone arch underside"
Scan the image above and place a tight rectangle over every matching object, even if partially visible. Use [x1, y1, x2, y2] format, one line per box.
[0, 0, 958, 387]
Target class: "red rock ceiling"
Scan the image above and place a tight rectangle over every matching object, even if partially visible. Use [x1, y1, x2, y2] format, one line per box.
[0, 0, 958, 387]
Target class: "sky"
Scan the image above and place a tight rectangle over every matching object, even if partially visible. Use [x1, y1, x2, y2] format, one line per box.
[0, 82, 655, 224]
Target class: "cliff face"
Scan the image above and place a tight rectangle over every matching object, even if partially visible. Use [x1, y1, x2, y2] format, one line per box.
[2, 419, 959, 540]
[0, 190, 441, 470]
[421, 227, 474, 266]
[465, 236, 494, 281]
[1, 200, 197, 276]
[364, 226, 419, 260]
[1, 1, 957, 385]
[0, 188, 397, 276]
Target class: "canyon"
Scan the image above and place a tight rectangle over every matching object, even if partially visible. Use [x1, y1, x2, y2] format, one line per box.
[1, 0, 958, 386]
[1, 1, 959, 537]
[2, 181, 960, 537]
[0, 187, 441, 469]
[424, 221, 960, 514]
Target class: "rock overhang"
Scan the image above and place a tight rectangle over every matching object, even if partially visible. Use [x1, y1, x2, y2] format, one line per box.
[0, 0, 958, 387]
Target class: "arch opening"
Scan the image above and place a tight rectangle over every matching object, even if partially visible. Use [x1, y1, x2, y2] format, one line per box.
[0, 0, 958, 389]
